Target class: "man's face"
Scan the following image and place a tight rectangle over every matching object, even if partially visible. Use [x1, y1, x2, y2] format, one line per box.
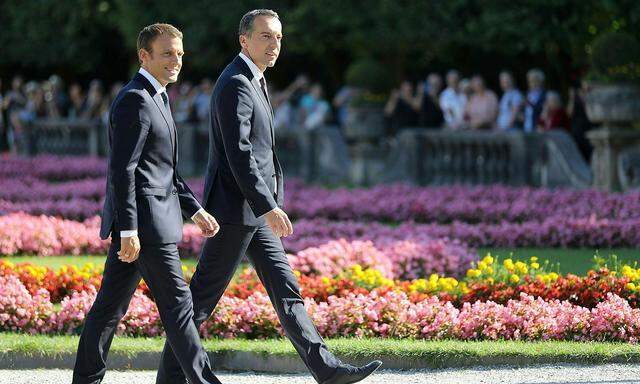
[528, 74, 541, 90]
[240, 16, 282, 71]
[12, 77, 22, 91]
[499, 73, 511, 90]
[428, 74, 442, 93]
[446, 73, 459, 88]
[400, 81, 413, 98]
[140, 35, 184, 87]
[471, 77, 483, 92]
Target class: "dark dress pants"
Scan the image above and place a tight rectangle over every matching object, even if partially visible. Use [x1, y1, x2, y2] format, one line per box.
[157, 224, 340, 384]
[72, 236, 221, 384]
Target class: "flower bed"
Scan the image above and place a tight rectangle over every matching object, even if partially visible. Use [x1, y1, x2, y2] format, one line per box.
[0, 155, 105, 181]
[3, 179, 640, 224]
[2, 250, 640, 341]
[284, 218, 640, 250]
[3, 271, 640, 342]
[3, 252, 639, 309]
[2, 156, 640, 226]
[5, 213, 640, 257]
[284, 180, 640, 224]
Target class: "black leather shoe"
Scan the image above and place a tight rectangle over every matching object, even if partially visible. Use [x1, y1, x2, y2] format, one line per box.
[321, 360, 383, 384]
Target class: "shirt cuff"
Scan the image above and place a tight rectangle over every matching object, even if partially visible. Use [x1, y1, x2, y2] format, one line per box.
[191, 207, 205, 221]
[120, 230, 138, 237]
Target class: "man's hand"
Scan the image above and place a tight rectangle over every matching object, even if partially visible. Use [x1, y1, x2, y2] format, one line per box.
[265, 207, 293, 238]
[193, 210, 220, 237]
[118, 235, 140, 263]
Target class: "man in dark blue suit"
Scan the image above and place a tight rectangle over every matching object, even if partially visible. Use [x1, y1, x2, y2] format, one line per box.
[72, 23, 222, 384]
[157, 10, 381, 384]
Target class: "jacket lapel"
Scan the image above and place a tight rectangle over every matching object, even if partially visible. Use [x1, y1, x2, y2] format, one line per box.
[135, 73, 176, 163]
[234, 56, 276, 147]
[249, 77, 272, 117]
[151, 92, 177, 162]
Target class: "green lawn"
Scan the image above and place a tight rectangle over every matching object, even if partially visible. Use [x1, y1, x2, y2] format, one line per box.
[1, 255, 199, 271]
[2, 334, 639, 366]
[3, 248, 638, 276]
[480, 248, 639, 275]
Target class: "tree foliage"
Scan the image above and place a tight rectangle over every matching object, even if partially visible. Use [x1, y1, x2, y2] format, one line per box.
[1, 0, 639, 91]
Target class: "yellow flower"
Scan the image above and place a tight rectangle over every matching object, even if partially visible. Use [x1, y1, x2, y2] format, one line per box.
[531, 262, 540, 270]
[321, 276, 331, 285]
[466, 269, 481, 278]
[622, 265, 638, 280]
[509, 274, 520, 284]
[482, 255, 494, 265]
[515, 261, 528, 275]
[626, 282, 636, 291]
[549, 272, 559, 281]
[486, 277, 495, 284]
[530, 256, 538, 262]
[503, 259, 515, 270]
[485, 267, 494, 275]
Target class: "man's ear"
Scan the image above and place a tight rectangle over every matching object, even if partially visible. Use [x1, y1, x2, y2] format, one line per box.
[138, 48, 148, 66]
[239, 35, 247, 49]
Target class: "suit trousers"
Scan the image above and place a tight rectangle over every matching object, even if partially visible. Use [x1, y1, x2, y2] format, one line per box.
[157, 224, 341, 384]
[72, 236, 220, 384]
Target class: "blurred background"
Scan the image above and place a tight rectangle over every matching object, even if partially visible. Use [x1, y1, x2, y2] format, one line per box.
[1, 0, 640, 191]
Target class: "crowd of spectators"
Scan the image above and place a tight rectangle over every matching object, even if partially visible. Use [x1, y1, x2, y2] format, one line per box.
[382, 68, 594, 159]
[1, 67, 594, 160]
[0, 75, 215, 154]
[0, 73, 335, 153]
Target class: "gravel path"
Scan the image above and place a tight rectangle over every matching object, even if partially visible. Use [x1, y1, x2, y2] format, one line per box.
[2, 364, 640, 384]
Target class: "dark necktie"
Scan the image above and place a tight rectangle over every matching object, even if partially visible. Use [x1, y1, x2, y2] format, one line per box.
[161, 91, 170, 112]
[259, 77, 270, 105]
[160, 91, 177, 160]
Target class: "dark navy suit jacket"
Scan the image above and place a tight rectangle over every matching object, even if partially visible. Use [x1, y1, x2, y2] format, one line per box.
[202, 55, 284, 226]
[100, 73, 201, 243]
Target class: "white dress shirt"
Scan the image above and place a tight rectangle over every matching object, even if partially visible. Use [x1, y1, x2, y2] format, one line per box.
[239, 52, 265, 82]
[439, 87, 466, 128]
[139, 67, 165, 96]
[120, 68, 204, 238]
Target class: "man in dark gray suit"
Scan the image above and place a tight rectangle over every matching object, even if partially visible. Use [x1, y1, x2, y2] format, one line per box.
[73, 23, 222, 384]
[157, 9, 381, 384]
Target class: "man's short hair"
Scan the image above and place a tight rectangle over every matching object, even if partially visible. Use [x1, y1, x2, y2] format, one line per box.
[500, 70, 513, 79]
[527, 68, 545, 83]
[239, 9, 279, 36]
[137, 23, 183, 54]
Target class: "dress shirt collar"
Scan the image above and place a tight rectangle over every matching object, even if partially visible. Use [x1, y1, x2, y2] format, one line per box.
[138, 67, 166, 96]
[239, 52, 265, 82]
